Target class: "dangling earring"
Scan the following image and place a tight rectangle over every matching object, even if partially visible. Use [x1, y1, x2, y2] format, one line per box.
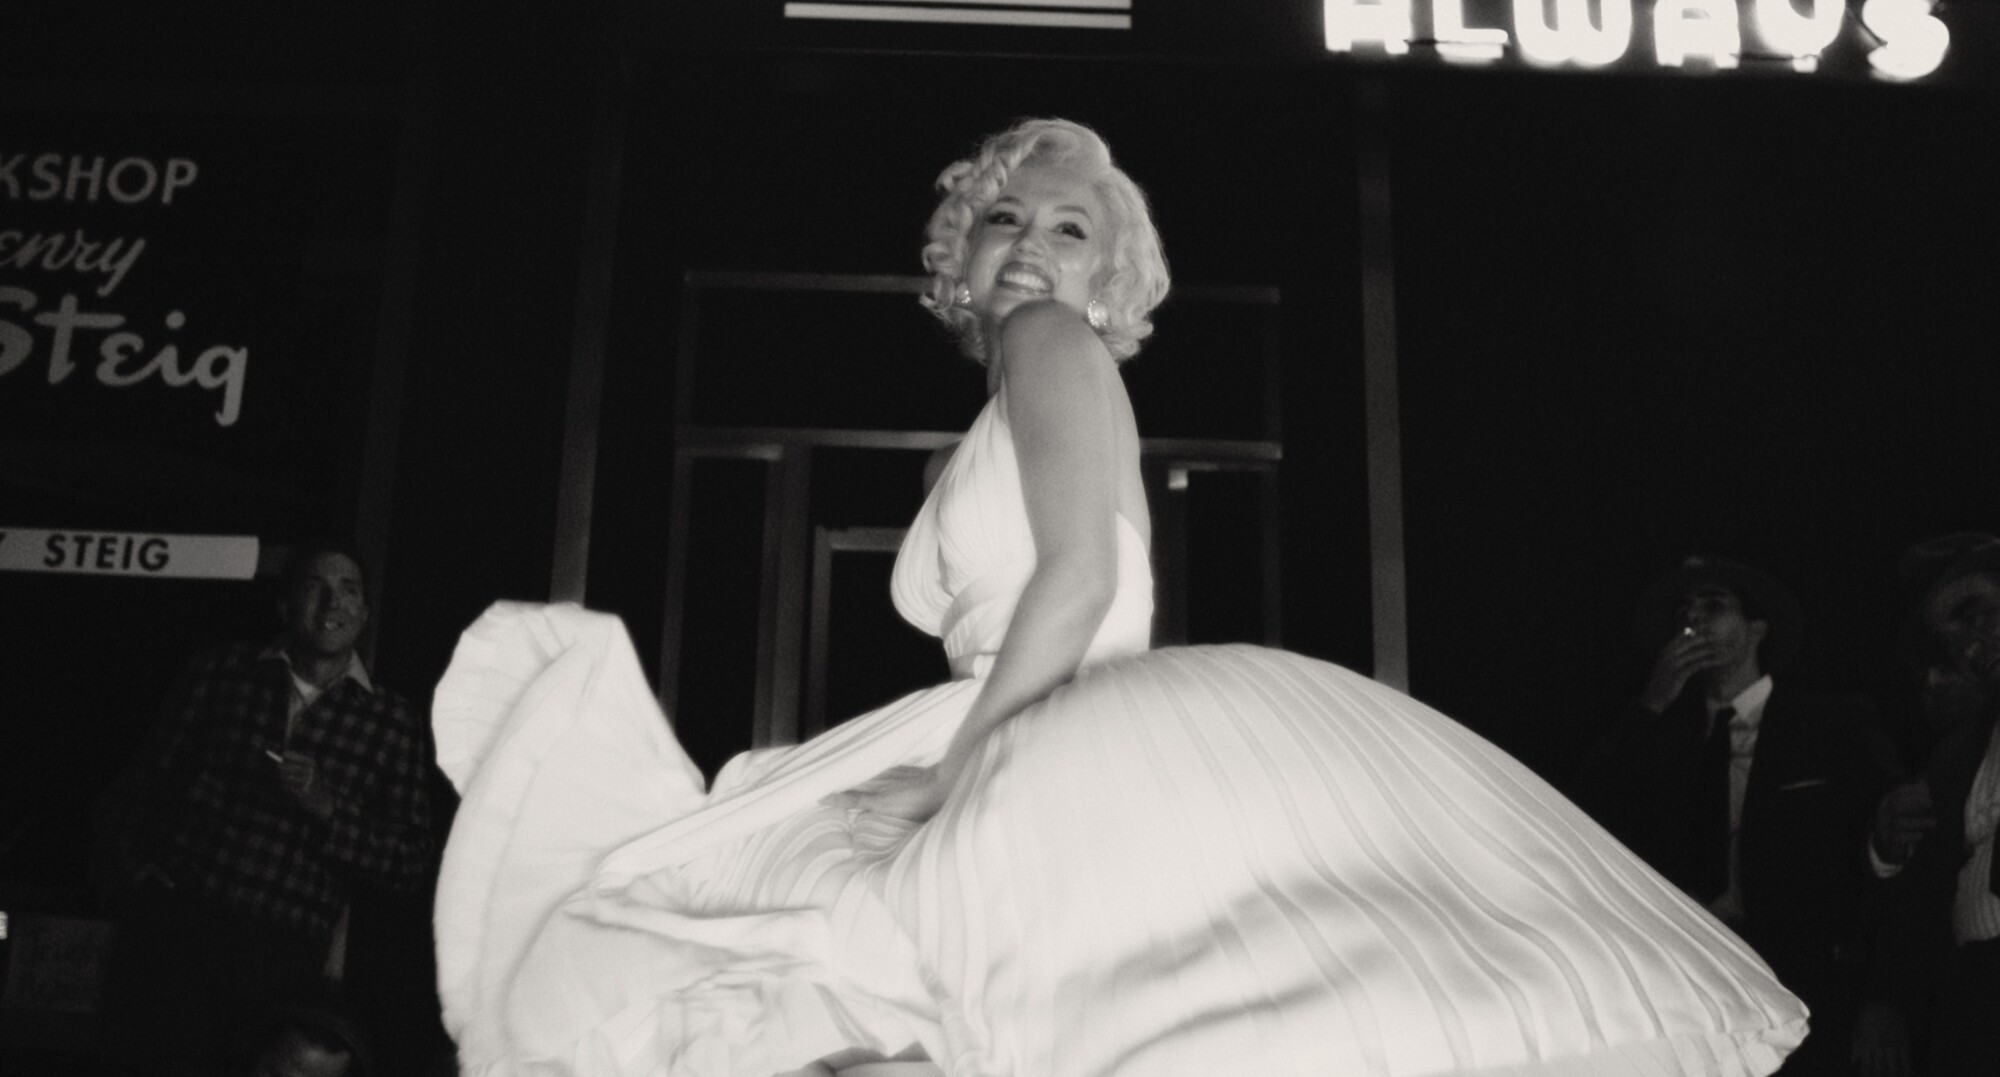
[953, 280, 973, 307]
[1085, 298, 1109, 332]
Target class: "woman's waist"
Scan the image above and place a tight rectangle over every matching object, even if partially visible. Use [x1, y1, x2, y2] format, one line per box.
[940, 577, 1152, 677]
[947, 635, 1150, 681]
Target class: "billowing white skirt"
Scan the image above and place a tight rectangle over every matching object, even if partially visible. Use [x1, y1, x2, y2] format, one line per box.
[433, 603, 1805, 1077]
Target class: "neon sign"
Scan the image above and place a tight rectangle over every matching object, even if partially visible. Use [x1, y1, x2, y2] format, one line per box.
[1324, 0, 1950, 77]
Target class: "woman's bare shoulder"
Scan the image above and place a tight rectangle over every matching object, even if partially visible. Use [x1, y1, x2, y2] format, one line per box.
[995, 304, 1116, 418]
[997, 302, 1112, 376]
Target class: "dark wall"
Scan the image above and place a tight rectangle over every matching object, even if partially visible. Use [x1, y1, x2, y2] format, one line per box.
[1384, 67, 2000, 779]
[369, 4, 601, 697]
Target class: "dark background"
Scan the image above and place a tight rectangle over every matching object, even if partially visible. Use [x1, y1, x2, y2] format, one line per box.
[5, 0, 1999, 921]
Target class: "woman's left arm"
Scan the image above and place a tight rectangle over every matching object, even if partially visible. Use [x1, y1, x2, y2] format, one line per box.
[838, 301, 1123, 821]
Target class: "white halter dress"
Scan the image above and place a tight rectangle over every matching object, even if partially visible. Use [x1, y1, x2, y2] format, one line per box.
[432, 388, 1807, 1077]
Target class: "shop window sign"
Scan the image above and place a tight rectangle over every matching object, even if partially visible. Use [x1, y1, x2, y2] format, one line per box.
[0, 529, 259, 580]
[1, 151, 251, 428]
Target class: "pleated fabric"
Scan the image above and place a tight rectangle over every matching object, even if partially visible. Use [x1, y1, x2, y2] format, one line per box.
[864, 644, 1804, 1076]
[432, 390, 1807, 1076]
[431, 602, 712, 1073]
[890, 385, 1152, 680]
[434, 605, 958, 1077]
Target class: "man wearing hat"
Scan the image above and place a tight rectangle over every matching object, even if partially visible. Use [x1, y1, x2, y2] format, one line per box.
[1865, 533, 2000, 1076]
[1575, 556, 1901, 1076]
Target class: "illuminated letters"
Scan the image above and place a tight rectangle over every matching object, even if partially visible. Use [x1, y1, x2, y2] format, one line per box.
[1754, 0, 1843, 69]
[1435, 0, 1510, 60]
[1324, 0, 1415, 53]
[1515, 0, 1634, 65]
[1656, 0, 1743, 67]
[1321, 0, 1949, 74]
[1863, 0, 1950, 79]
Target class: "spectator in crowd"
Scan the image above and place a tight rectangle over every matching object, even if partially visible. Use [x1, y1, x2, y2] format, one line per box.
[1575, 556, 1902, 1075]
[1863, 533, 2000, 1077]
[92, 540, 436, 1077]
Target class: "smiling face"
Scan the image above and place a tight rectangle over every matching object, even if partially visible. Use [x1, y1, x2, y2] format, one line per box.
[280, 551, 369, 662]
[962, 162, 1109, 327]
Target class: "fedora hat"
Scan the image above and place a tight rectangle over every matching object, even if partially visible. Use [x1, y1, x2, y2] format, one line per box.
[1634, 555, 1804, 676]
[1895, 532, 2000, 672]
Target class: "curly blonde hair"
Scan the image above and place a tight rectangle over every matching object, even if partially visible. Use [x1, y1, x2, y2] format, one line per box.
[920, 118, 1170, 364]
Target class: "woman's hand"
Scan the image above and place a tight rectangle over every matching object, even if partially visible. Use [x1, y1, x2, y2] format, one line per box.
[828, 764, 952, 824]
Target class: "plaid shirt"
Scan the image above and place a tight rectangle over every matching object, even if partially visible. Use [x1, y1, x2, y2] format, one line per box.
[123, 640, 435, 943]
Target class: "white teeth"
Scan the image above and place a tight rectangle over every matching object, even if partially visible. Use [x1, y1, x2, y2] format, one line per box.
[999, 266, 1051, 292]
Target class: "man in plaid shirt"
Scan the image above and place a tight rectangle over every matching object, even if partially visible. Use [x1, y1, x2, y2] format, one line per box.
[95, 540, 436, 1076]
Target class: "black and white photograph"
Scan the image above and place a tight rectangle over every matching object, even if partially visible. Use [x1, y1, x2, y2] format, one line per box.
[5, 2, 2000, 1075]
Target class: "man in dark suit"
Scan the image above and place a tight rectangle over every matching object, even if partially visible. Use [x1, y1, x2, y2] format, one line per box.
[1864, 534, 2000, 1077]
[1576, 556, 1902, 1076]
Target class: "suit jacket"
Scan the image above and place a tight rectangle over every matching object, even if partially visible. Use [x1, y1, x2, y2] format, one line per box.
[1574, 682, 1901, 997]
[1869, 711, 1999, 1020]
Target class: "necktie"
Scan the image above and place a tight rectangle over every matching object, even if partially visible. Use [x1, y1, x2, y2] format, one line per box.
[1695, 706, 1737, 901]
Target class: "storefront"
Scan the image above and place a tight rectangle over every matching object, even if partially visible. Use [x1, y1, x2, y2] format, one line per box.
[3, 2, 1998, 1046]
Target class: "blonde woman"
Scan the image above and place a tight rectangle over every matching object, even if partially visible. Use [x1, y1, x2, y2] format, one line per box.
[433, 119, 1807, 1077]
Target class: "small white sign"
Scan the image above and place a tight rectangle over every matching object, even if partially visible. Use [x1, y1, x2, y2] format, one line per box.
[785, 1, 1133, 30]
[0, 528, 259, 580]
